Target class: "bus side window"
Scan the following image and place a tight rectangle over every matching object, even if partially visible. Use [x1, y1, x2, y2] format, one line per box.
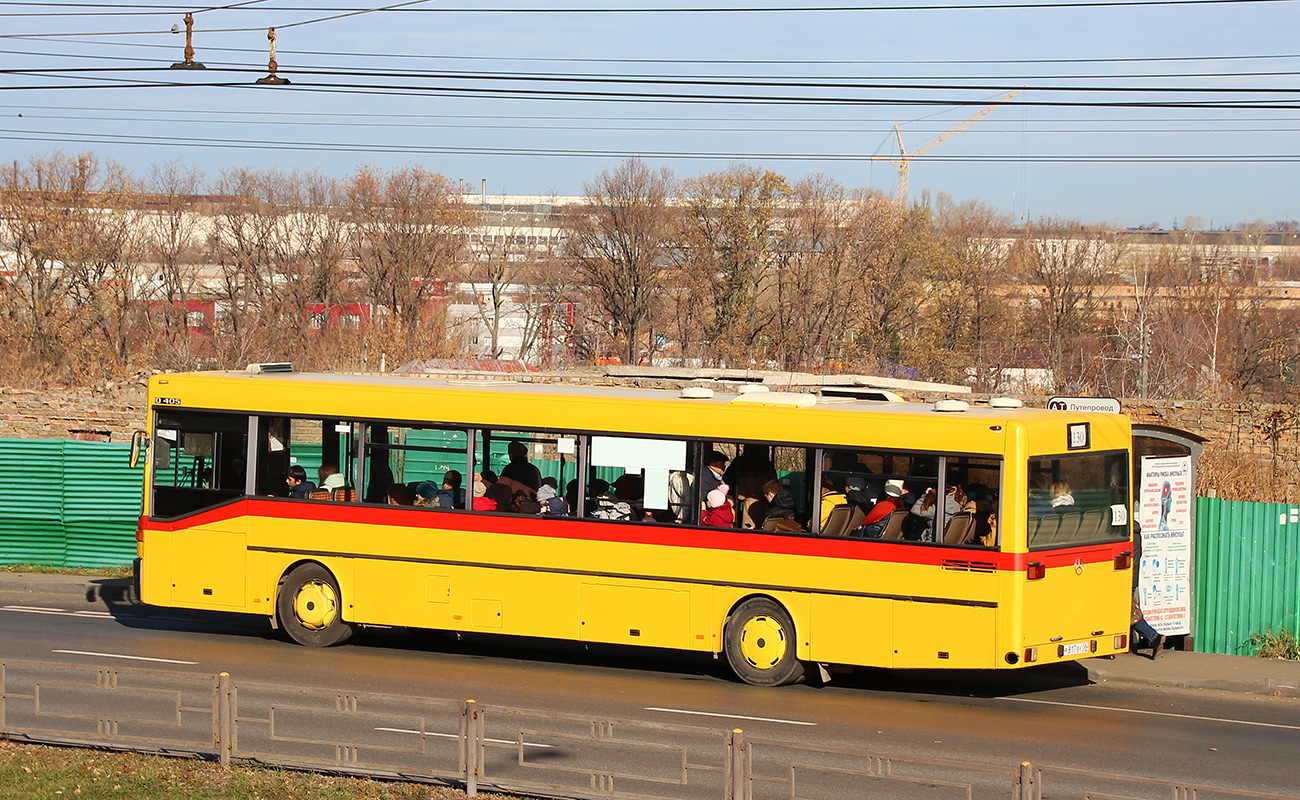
[587, 435, 689, 525]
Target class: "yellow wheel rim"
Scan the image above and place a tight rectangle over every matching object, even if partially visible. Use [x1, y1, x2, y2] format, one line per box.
[293, 579, 338, 631]
[738, 614, 787, 670]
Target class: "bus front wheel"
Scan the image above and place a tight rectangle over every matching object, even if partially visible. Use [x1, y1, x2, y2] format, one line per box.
[276, 563, 354, 647]
[723, 598, 805, 686]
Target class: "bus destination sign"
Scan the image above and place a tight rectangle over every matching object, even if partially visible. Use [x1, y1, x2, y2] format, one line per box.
[1047, 396, 1121, 414]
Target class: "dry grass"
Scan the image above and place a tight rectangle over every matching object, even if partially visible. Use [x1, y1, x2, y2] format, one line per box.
[0, 739, 507, 800]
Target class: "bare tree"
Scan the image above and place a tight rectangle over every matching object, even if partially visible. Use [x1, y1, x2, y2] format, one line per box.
[276, 171, 357, 370]
[764, 174, 856, 370]
[1010, 218, 1119, 392]
[673, 164, 789, 367]
[63, 158, 149, 376]
[346, 165, 474, 364]
[206, 169, 288, 367]
[142, 160, 207, 371]
[930, 196, 1014, 389]
[562, 158, 675, 365]
[842, 194, 929, 371]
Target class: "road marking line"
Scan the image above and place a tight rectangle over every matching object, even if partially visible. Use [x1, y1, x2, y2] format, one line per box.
[374, 728, 554, 747]
[3, 605, 64, 612]
[52, 650, 198, 665]
[73, 611, 113, 617]
[645, 707, 816, 726]
[1001, 697, 1300, 731]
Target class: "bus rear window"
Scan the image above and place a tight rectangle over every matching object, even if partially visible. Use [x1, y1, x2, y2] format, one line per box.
[1027, 451, 1129, 547]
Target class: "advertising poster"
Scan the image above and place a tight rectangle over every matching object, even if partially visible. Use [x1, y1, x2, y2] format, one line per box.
[1136, 455, 1193, 635]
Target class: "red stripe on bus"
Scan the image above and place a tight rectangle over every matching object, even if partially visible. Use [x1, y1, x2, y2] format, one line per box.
[138, 500, 1126, 571]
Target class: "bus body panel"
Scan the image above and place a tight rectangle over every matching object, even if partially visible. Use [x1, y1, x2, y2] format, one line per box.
[138, 371, 1136, 675]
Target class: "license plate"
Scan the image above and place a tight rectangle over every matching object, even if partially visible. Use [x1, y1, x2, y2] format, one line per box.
[1061, 642, 1090, 657]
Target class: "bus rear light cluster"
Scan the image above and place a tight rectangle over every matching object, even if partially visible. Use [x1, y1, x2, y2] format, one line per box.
[1027, 562, 1046, 580]
[1115, 633, 1127, 650]
[1023, 647, 1038, 663]
[1114, 550, 1132, 570]
[135, 528, 144, 543]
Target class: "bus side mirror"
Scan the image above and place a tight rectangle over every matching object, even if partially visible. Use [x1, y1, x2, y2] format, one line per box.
[129, 430, 150, 469]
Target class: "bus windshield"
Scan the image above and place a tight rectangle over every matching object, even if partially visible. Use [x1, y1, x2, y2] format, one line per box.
[1027, 450, 1129, 547]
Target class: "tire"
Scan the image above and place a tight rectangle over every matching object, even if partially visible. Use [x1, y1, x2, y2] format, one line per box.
[723, 597, 805, 686]
[276, 563, 354, 647]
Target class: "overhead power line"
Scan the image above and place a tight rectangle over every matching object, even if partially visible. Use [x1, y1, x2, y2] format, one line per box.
[7, 47, 1300, 82]
[6, 102, 1298, 124]
[3, 125, 1299, 162]
[1, 0, 1298, 13]
[6, 73, 1300, 109]
[11, 109, 1300, 134]
[5, 34, 1298, 69]
[2, 0, 1298, 36]
[7, 63, 1300, 96]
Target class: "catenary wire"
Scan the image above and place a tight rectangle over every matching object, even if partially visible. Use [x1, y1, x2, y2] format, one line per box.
[3, 125, 1299, 161]
[7, 64, 1300, 96]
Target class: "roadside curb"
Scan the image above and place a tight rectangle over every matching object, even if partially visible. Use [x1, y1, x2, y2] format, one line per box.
[1081, 656, 1300, 698]
[0, 573, 133, 602]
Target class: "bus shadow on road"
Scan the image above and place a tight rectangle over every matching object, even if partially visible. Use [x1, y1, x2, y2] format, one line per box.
[91, 577, 283, 643]
[823, 662, 1094, 698]
[85, 578, 1093, 697]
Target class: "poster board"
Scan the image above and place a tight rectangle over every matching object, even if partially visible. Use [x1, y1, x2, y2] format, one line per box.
[1136, 455, 1193, 635]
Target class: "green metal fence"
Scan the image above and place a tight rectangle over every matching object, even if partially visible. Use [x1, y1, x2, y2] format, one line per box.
[0, 438, 143, 569]
[1195, 497, 1300, 655]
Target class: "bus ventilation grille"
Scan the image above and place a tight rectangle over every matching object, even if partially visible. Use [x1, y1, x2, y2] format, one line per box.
[941, 559, 997, 573]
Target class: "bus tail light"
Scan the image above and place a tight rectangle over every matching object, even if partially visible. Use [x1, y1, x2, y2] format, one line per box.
[135, 527, 144, 543]
[1115, 633, 1127, 650]
[1027, 562, 1046, 580]
[1023, 647, 1038, 663]
[1114, 550, 1132, 570]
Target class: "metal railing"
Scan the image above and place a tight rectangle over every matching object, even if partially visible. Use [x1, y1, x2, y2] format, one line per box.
[1, 658, 1295, 800]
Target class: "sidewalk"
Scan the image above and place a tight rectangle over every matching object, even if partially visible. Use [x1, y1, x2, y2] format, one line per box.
[0, 571, 134, 602]
[3, 571, 1298, 697]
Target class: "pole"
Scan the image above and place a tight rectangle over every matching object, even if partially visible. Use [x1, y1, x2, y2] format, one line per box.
[217, 672, 232, 768]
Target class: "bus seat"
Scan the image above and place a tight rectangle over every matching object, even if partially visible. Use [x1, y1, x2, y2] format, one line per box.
[1055, 511, 1081, 542]
[820, 504, 853, 536]
[1078, 509, 1104, 539]
[740, 497, 759, 529]
[881, 509, 909, 540]
[333, 487, 356, 503]
[846, 506, 866, 534]
[1026, 517, 1041, 546]
[308, 490, 332, 501]
[944, 512, 975, 544]
[1035, 514, 1060, 543]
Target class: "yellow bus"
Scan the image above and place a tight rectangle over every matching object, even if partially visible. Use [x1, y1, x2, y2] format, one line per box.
[133, 366, 1135, 686]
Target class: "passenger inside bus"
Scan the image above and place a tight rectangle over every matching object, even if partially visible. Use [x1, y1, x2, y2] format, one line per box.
[386, 483, 415, 506]
[500, 440, 542, 495]
[819, 475, 847, 529]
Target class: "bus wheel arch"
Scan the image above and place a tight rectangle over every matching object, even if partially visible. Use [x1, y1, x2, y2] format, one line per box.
[722, 595, 805, 686]
[275, 561, 354, 647]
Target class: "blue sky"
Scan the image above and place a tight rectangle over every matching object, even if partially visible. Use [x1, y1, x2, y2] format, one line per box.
[2, 0, 1297, 226]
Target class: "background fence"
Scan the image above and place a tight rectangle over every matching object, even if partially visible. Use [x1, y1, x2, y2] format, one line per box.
[0, 438, 143, 568]
[1, 437, 1298, 655]
[1195, 497, 1300, 655]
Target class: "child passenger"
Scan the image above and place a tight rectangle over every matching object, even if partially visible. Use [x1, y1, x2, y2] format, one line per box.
[702, 485, 735, 528]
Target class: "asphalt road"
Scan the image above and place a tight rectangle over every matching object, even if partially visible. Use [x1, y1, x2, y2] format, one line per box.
[1, 583, 1297, 799]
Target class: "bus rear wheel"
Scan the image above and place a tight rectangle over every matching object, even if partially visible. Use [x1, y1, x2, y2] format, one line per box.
[723, 598, 805, 686]
[277, 563, 354, 647]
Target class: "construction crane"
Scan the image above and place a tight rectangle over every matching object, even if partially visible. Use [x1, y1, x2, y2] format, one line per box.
[891, 88, 1023, 206]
